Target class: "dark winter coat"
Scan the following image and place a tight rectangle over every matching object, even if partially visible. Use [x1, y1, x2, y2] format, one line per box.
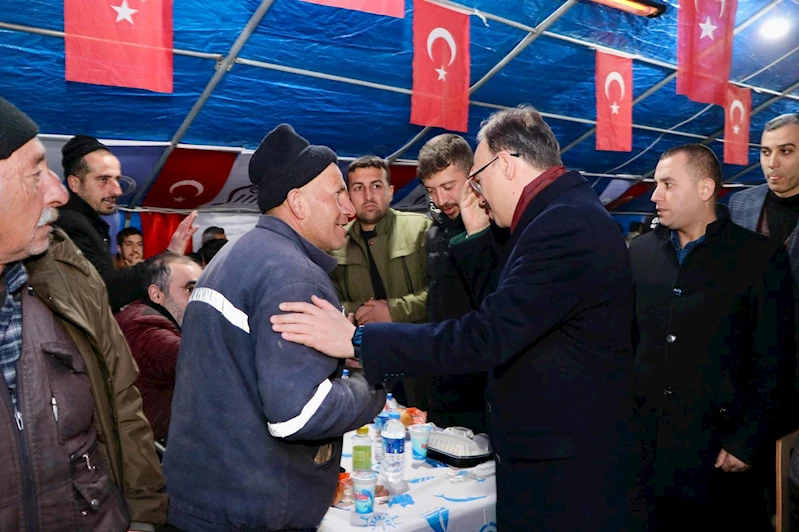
[361, 171, 638, 530]
[630, 208, 795, 500]
[115, 301, 181, 441]
[56, 193, 147, 311]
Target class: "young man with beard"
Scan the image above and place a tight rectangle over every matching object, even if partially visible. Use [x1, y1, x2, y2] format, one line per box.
[415, 134, 508, 432]
[115, 252, 202, 442]
[329, 156, 430, 405]
[56, 135, 197, 312]
[329, 156, 431, 327]
[163, 124, 385, 532]
[114, 227, 144, 270]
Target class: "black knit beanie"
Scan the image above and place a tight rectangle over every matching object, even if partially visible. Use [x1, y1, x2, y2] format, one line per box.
[249, 124, 338, 213]
[62, 134, 110, 177]
[0, 97, 39, 161]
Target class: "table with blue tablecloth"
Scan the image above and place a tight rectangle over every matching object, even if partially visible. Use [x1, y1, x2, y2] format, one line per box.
[319, 427, 497, 532]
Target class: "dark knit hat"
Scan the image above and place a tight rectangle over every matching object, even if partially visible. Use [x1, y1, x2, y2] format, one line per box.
[0, 97, 39, 161]
[62, 134, 110, 177]
[249, 124, 338, 213]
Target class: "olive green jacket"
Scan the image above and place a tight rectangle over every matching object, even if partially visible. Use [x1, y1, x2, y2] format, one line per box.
[329, 209, 431, 324]
[25, 228, 167, 527]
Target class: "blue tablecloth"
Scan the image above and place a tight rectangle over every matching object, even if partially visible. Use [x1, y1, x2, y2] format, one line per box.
[319, 427, 497, 532]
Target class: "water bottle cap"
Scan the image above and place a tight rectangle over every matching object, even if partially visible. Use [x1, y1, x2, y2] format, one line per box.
[386, 393, 393, 399]
[356, 426, 369, 435]
[388, 411, 400, 419]
[342, 369, 349, 375]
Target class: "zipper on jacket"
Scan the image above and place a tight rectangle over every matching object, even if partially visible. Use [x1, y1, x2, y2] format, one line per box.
[400, 256, 414, 293]
[9, 375, 40, 531]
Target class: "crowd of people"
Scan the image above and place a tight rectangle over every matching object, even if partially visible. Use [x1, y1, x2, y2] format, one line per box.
[1, 91, 798, 531]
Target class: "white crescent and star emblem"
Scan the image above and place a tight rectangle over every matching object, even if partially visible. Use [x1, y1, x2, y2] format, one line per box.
[169, 180, 205, 203]
[111, 0, 138, 24]
[427, 28, 457, 82]
[695, 0, 726, 18]
[604, 72, 626, 115]
[729, 99, 745, 135]
[695, 0, 726, 40]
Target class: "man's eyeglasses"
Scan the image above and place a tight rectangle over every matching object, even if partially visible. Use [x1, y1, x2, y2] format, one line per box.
[467, 153, 520, 196]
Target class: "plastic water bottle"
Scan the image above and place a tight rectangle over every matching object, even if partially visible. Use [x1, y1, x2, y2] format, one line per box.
[372, 431, 383, 473]
[382, 411, 406, 482]
[342, 369, 350, 379]
[385, 393, 399, 411]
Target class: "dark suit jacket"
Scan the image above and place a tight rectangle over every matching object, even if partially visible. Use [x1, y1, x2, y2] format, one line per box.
[55, 193, 146, 312]
[729, 184, 799, 480]
[630, 208, 795, 500]
[729, 184, 799, 300]
[362, 171, 637, 531]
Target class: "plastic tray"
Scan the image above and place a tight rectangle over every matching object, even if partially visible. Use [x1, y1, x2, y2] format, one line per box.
[426, 427, 493, 468]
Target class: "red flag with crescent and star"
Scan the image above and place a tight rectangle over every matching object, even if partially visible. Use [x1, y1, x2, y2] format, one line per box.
[64, 0, 173, 93]
[300, 0, 404, 17]
[676, 0, 738, 105]
[410, 0, 470, 132]
[142, 148, 238, 209]
[595, 51, 633, 152]
[724, 84, 751, 165]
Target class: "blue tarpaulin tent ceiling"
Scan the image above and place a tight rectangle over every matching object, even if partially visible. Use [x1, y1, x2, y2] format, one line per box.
[1, 0, 797, 227]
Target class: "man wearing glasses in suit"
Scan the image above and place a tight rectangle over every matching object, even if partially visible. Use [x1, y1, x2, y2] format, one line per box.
[272, 105, 639, 531]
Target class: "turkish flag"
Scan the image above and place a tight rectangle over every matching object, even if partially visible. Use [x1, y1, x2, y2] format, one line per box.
[410, 0, 470, 132]
[595, 51, 633, 152]
[604, 181, 655, 211]
[142, 148, 238, 209]
[300, 0, 404, 17]
[64, 0, 173, 93]
[676, 0, 737, 105]
[140, 212, 191, 258]
[724, 84, 751, 166]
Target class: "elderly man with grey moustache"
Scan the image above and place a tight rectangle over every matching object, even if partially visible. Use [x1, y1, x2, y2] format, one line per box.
[0, 98, 166, 530]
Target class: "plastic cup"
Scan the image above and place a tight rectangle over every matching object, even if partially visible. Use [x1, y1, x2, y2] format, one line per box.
[408, 424, 433, 461]
[351, 470, 378, 514]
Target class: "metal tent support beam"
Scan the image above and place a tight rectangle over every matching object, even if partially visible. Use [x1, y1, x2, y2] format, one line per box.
[708, 77, 799, 148]
[638, 75, 799, 179]
[3, 0, 794, 160]
[0, 21, 223, 61]
[559, 0, 786, 155]
[128, 0, 277, 207]
[385, 0, 578, 163]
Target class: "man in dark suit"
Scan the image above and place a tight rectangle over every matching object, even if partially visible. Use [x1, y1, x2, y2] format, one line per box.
[728, 113, 799, 526]
[272, 105, 638, 530]
[630, 144, 795, 530]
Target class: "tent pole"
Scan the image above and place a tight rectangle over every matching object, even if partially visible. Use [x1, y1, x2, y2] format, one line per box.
[386, 0, 578, 164]
[129, 0, 277, 207]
